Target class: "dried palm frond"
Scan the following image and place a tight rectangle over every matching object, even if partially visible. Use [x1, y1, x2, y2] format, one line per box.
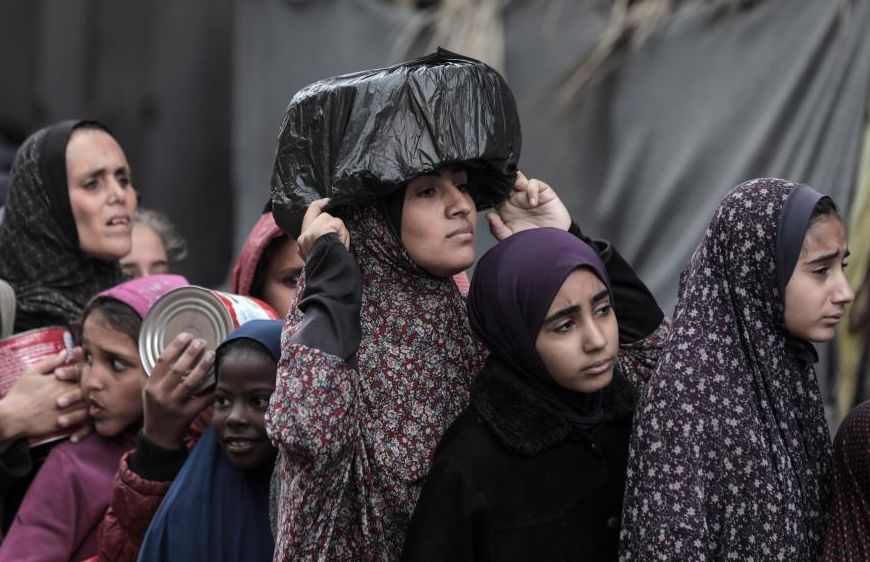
[553, 0, 761, 110]
[391, 0, 510, 73]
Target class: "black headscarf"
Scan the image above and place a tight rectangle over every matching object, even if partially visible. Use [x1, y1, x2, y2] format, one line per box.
[0, 120, 125, 332]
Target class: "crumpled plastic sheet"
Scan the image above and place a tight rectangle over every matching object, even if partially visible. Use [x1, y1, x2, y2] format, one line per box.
[270, 48, 522, 237]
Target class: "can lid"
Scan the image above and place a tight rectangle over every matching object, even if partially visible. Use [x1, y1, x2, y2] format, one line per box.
[138, 286, 233, 377]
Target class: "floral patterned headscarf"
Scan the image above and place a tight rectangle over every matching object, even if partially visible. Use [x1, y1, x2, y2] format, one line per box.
[620, 178, 833, 561]
[269, 202, 487, 560]
[336, 203, 487, 481]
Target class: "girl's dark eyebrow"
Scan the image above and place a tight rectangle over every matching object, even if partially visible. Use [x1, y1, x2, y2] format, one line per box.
[249, 386, 277, 393]
[544, 305, 579, 324]
[82, 332, 138, 363]
[591, 289, 610, 304]
[544, 289, 611, 324]
[806, 250, 841, 266]
[95, 344, 139, 365]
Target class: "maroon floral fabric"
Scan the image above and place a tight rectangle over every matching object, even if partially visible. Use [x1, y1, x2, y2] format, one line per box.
[620, 178, 833, 561]
[823, 399, 870, 561]
[266, 204, 487, 561]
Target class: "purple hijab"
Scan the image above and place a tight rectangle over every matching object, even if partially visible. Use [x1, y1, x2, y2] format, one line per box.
[619, 178, 832, 561]
[467, 227, 613, 429]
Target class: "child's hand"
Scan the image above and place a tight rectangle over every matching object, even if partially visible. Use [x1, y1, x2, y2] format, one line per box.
[142, 333, 215, 451]
[487, 172, 571, 241]
[297, 198, 350, 260]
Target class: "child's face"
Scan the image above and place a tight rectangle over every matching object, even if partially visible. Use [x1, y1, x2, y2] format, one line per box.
[80, 310, 146, 437]
[213, 351, 277, 470]
[535, 268, 619, 393]
[261, 236, 303, 318]
[784, 215, 854, 342]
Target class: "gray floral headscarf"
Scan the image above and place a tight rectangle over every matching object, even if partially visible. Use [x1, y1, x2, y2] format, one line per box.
[620, 178, 832, 561]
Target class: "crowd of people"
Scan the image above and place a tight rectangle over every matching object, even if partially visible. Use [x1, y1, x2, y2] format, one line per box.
[0, 50, 865, 562]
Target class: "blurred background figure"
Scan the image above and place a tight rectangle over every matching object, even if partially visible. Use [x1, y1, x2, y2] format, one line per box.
[0, 122, 25, 226]
[121, 209, 188, 278]
[230, 209, 302, 319]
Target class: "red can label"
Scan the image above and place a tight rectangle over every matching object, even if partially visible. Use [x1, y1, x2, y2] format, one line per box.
[0, 327, 72, 399]
[212, 291, 280, 328]
[0, 327, 76, 447]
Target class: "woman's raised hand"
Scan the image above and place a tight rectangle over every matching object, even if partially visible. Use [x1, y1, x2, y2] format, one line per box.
[487, 172, 571, 241]
[297, 198, 350, 260]
[141, 333, 215, 450]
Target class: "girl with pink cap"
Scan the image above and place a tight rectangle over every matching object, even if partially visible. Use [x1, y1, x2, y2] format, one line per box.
[0, 274, 189, 562]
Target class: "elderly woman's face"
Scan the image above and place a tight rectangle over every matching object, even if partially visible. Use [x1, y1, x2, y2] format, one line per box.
[67, 128, 137, 260]
[401, 166, 477, 277]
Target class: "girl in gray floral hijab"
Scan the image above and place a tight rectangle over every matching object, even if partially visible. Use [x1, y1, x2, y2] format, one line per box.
[620, 178, 853, 561]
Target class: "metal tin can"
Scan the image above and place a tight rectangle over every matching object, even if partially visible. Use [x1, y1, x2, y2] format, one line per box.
[138, 286, 279, 388]
[0, 326, 76, 446]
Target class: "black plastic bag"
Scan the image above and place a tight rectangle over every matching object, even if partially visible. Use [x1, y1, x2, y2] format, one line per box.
[270, 48, 522, 237]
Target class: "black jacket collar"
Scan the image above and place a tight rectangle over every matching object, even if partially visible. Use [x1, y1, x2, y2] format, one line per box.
[471, 357, 638, 457]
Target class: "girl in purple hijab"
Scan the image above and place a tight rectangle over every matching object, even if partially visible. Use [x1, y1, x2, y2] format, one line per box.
[401, 227, 668, 562]
[620, 178, 854, 561]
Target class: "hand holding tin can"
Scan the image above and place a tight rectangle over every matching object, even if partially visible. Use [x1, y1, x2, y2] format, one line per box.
[141, 333, 215, 451]
[0, 349, 88, 451]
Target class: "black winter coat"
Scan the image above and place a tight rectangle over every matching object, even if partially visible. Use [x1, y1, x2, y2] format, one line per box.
[401, 357, 639, 562]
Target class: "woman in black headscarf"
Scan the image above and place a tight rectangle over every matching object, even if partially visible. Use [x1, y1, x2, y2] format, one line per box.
[0, 119, 137, 332]
[0, 119, 137, 535]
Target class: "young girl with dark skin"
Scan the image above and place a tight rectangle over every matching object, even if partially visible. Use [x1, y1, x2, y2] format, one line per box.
[0, 275, 186, 562]
[136, 320, 282, 562]
[400, 228, 666, 562]
[95, 210, 301, 561]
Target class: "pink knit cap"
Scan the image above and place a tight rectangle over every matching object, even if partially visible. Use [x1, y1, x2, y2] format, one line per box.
[91, 274, 188, 319]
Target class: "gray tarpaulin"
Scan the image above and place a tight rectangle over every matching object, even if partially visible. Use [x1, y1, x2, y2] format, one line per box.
[568, 0, 870, 311]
